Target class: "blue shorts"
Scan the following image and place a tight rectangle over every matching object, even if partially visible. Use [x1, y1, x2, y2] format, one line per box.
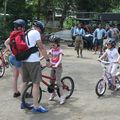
[94, 38, 103, 47]
[9, 55, 22, 68]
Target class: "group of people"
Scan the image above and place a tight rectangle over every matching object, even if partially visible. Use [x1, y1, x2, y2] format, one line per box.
[4, 19, 66, 113]
[71, 22, 120, 58]
[93, 23, 120, 56]
[71, 22, 120, 90]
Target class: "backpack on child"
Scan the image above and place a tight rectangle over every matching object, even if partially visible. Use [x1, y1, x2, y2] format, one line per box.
[10, 30, 38, 61]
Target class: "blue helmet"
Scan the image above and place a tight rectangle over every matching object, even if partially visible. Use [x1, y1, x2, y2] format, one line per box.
[33, 20, 45, 33]
[13, 19, 26, 28]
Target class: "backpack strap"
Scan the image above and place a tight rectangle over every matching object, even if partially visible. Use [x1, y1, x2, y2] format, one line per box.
[25, 29, 32, 46]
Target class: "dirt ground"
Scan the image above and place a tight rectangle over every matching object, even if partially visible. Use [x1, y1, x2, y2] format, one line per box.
[1, 43, 120, 120]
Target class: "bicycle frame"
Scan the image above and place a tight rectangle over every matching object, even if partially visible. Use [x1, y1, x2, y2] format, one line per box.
[103, 70, 113, 86]
[0, 48, 9, 67]
[41, 74, 55, 87]
[101, 61, 120, 86]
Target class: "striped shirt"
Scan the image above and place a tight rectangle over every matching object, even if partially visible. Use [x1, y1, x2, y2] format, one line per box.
[49, 47, 63, 65]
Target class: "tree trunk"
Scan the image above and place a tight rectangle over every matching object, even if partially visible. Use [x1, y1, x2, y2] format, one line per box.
[37, 0, 41, 19]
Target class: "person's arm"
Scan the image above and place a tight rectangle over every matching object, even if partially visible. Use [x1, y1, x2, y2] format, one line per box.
[99, 51, 107, 60]
[36, 40, 50, 63]
[117, 55, 120, 63]
[4, 38, 11, 51]
[53, 53, 63, 68]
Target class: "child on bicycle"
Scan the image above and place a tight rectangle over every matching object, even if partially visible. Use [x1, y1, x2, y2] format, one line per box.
[48, 35, 65, 105]
[98, 38, 119, 90]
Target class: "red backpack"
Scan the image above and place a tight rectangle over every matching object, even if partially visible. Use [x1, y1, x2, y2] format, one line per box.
[10, 30, 28, 55]
[9, 30, 38, 61]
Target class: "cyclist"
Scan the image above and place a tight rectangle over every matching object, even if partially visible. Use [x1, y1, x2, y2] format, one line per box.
[99, 38, 119, 90]
[4, 19, 25, 97]
[48, 35, 65, 105]
[20, 20, 50, 113]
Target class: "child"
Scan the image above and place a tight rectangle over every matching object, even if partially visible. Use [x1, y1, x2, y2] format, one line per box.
[99, 38, 119, 90]
[48, 35, 65, 105]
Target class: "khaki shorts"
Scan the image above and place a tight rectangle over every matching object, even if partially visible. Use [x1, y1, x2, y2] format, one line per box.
[75, 36, 84, 50]
[50, 66, 63, 87]
[22, 62, 42, 83]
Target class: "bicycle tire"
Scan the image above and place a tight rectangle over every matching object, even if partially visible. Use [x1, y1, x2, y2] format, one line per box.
[22, 83, 42, 109]
[0, 58, 5, 78]
[95, 79, 106, 97]
[57, 76, 74, 99]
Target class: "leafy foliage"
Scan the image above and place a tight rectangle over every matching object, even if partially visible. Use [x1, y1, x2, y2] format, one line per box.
[0, 0, 120, 40]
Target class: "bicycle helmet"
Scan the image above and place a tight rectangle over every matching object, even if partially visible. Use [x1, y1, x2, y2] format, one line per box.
[13, 19, 26, 28]
[49, 35, 61, 43]
[33, 20, 45, 33]
[106, 38, 116, 47]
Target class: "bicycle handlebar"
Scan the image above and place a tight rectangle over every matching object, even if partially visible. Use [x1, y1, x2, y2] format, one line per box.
[98, 60, 119, 65]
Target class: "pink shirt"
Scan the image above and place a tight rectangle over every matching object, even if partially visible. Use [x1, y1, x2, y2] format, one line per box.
[49, 47, 63, 65]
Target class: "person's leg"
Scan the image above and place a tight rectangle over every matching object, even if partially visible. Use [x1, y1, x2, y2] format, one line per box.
[30, 62, 48, 112]
[99, 39, 103, 56]
[50, 69, 55, 84]
[9, 55, 22, 97]
[32, 83, 40, 108]
[56, 67, 65, 104]
[93, 39, 98, 54]
[49, 69, 56, 101]
[80, 39, 84, 58]
[76, 48, 79, 57]
[111, 64, 119, 87]
[12, 67, 19, 94]
[56, 67, 63, 95]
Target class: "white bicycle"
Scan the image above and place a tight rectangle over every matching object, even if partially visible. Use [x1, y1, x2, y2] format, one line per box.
[95, 60, 120, 97]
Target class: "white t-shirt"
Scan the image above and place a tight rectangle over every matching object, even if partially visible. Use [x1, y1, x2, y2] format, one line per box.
[106, 48, 119, 62]
[25, 29, 41, 62]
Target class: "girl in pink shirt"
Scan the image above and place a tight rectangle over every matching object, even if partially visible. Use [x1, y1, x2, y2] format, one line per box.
[48, 36, 65, 105]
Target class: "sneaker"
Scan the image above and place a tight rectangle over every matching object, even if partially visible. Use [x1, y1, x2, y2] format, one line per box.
[49, 93, 56, 101]
[60, 96, 66, 105]
[31, 106, 48, 113]
[13, 91, 21, 98]
[21, 102, 33, 109]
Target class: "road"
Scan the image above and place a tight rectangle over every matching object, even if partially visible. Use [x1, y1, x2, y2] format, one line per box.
[0, 43, 120, 120]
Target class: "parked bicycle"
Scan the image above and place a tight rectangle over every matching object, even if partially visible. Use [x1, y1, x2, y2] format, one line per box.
[22, 66, 74, 109]
[95, 60, 120, 97]
[0, 44, 10, 78]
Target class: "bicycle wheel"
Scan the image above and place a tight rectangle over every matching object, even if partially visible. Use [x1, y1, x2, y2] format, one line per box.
[22, 83, 42, 109]
[0, 58, 5, 78]
[95, 79, 106, 97]
[57, 76, 74, 99]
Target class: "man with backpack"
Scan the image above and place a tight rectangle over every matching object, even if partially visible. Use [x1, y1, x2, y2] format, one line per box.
[20, 20, 50, 113]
